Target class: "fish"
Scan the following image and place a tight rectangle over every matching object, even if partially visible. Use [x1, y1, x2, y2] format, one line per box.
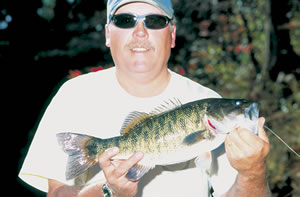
[56, 98, 259, 181]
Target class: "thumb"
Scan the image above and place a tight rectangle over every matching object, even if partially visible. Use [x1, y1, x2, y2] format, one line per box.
[258, 117, 269, 144]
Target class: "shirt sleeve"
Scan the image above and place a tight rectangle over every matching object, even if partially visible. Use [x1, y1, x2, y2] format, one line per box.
[18, 80, 81, 192]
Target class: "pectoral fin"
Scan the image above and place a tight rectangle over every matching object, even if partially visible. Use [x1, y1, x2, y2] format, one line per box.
[182, 130, 205, 145]
[126, 164, 154, 181]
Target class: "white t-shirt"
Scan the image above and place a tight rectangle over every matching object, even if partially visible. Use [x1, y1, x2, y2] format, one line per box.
[19, 67, 237, 196]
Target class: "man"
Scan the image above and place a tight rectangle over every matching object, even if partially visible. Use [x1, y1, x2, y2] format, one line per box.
[19, 0, 270, 196]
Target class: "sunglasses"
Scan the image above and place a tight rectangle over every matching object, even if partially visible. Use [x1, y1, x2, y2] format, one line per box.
[110, 13, 172, 30]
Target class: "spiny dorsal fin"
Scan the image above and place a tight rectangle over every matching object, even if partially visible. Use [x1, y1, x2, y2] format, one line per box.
[150, 98, 182, 115]
[120, 111, 151, 135]
[120, 98, 182, 136]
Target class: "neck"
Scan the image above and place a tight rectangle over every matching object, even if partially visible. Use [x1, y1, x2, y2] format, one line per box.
[115, 67, 171, 98]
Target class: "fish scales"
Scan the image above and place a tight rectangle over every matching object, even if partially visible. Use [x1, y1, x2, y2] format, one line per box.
[138, 103, 204, 155]
[125, 103, 204, 158]
[57, 98, 260, 181]
[105, 102, 206, 157]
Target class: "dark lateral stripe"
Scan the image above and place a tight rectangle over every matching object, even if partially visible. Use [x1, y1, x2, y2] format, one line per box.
[167, 121, 173, 133]
[158, 115, 165, 129]
[170, 111, 177, 125]
[146, 119, 153, 130]
[143, 129, 149, 142]
[154, 125, 161, 140]
[179, 118, 186, 130]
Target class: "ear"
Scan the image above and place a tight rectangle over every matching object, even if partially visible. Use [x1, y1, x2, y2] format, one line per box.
[171, 25, 176, 48]
[105, 24, 111, 47]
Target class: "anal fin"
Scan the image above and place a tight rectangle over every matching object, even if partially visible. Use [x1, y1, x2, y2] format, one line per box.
[125, 164, 153, 181]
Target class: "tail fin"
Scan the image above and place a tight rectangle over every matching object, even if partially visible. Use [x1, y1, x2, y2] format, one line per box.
[56, 132, 100, 180]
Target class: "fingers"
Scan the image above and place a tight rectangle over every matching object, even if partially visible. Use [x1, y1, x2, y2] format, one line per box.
[99, 147, 120, 169]
[225, 117, 270, 174]
[227, 117, 269, 147]
[98, 148, 143, 197]
[258, 116, 265, 129]
[225, 126, 265, 159]
[225, 128, 250, 158]
[257, 117, 270, 156]
[98, 147, 144, 179]
[258, 117, 269, 144]
[113, 152, 144, 177]
[227, 128, 255, 147]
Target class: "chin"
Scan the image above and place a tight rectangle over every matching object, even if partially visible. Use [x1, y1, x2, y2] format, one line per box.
[129, 62, 154, 73]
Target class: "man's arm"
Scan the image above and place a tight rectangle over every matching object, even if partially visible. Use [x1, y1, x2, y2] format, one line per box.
[48, 179, 102, 197]
[222, 117, 271, 197]
[222, 169, 270, 197]
[48, 148, 143, 197]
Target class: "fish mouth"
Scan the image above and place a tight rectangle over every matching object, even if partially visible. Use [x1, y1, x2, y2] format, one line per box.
[245, 102, 259, 120]
[243, 102, 259, 135]
[206, 101, 260, 135]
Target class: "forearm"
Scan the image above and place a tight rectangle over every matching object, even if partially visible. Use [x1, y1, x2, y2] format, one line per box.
[222, 171, 271, 197]
[222, 119, 271, 197]
[48, 179, 105, 197]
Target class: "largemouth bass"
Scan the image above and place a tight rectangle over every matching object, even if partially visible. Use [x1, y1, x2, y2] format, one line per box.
[57, 98, 259, 181]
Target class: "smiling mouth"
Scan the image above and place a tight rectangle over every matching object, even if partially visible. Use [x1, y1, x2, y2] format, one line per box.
[127, 41, 154, 53]
[131, 48, 149, 52]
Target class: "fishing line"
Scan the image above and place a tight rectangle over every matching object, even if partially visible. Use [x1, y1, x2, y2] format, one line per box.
[264, 125, 300, 158]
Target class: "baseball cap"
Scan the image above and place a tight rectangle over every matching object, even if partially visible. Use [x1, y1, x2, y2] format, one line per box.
[107, 0, 174, 23]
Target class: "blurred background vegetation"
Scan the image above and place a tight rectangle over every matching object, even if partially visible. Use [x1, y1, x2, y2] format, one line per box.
[3, 0, 299, 196]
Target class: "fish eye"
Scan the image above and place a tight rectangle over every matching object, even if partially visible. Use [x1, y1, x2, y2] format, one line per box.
[235, 101, 241, 106]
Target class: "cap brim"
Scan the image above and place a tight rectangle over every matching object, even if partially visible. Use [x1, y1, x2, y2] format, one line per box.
[107, 0, 173, 23]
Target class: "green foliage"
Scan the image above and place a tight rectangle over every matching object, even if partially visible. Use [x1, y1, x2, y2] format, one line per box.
[37, 0, 56, 21]
[172, 0, 300, 194]
[263, 73, 300, 195]
[290, 11, 300, 56]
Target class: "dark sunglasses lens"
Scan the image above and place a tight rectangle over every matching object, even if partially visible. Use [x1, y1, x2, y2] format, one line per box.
[145, 15, 169, 29]
[113, 14, 136, 28]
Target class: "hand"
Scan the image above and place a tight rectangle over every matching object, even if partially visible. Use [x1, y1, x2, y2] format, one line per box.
[225, 117, 270, 180]
[98, 147, 144, 197]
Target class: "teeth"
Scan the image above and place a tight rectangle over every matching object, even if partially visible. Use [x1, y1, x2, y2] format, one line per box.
[132, 48, 147, 52]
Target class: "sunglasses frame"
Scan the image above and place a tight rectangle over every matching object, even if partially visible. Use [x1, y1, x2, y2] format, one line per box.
[110, 13, 172, 30]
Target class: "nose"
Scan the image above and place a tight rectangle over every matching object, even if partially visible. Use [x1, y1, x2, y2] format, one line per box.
[132, 20, 149, 40]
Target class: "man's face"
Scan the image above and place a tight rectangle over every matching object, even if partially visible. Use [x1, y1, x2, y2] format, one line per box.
[105, 2, 176, 75]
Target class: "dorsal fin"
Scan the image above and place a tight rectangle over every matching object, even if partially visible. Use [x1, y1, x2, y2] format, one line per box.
[120, 111, 151, 135]
[120, 98, 182, 136]
[150, 98, 182, 115]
